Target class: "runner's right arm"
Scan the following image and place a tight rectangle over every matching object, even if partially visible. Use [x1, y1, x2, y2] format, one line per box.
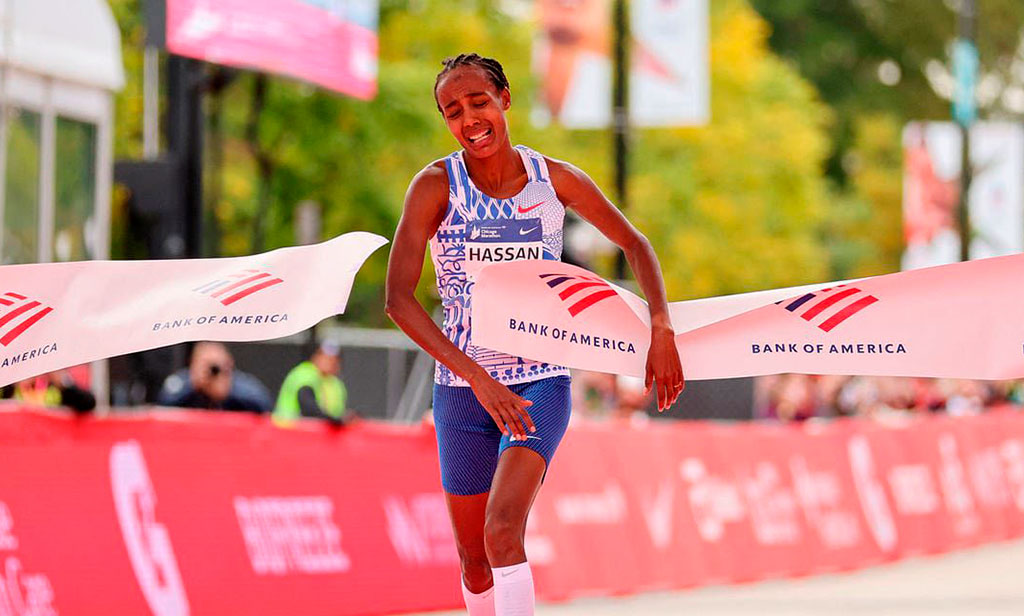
[385, 163, 535, 439]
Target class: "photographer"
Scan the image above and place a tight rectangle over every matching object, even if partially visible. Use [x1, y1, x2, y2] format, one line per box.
[157, 342, 272, 413]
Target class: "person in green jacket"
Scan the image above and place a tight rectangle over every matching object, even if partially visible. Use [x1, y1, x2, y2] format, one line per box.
[274, 341, 348, 426]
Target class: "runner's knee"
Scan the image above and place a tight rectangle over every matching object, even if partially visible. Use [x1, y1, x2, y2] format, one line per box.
[460, 555, 492, 592]
[483, 511, 523, 560]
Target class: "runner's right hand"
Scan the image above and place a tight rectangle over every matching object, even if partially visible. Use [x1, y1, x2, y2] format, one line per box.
[468, 373, 535, 440]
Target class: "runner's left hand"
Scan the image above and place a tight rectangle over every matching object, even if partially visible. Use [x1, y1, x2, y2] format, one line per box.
[644, 326, 684, 412]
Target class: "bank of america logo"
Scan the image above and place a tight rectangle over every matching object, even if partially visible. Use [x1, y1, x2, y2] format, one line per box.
[776, 285, 878, 332]
[540, 273, 618, 317]
[193, 269, 284, 306]
[0, 292, 52, 346]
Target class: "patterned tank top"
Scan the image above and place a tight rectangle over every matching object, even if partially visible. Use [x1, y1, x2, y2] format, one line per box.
[429, 145, 571, 387]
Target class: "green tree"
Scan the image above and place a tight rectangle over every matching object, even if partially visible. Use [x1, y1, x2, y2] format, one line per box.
[750, 0, 1024, 278]
[629, 0, 832, 299]
[750, 0, 1024, 184]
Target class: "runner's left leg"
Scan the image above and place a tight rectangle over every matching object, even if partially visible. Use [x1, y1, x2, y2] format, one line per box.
[446, 492, 495, 613]
[485, 447, 546, 615]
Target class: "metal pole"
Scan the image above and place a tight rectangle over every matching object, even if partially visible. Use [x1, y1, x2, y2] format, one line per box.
[958, 126, 971, 261]
[143, 46, 160, 159]
[612, 0, 630, 278]
[956, 0, 976, 262]
[166, 54, 203, 259]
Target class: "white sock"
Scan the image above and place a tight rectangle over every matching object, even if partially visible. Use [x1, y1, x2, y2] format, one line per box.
[461, 580, 495, 616]
[492, 562, 535, 616]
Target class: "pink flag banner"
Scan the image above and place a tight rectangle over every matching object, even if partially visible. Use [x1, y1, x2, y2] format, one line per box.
[472, 255, 1024, 380]
[166, 0, 379, 100]
[0, 232, 387, 386]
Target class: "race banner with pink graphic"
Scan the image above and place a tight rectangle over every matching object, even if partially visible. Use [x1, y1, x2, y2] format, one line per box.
[472, 254, 1024, 380]
[166, 0, 378, 99]
[0, 232, 387, 387]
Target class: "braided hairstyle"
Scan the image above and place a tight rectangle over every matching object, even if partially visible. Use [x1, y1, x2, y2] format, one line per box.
[434, 53, 510, 111]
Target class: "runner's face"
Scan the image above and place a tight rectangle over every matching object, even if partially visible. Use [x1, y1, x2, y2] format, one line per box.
[435, 66, 511, 159]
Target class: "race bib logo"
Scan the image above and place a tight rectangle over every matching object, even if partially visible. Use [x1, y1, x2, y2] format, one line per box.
[0, 292, 52, 346]
[193, 269, 283, 306]
[776, 285, 879, 332]
[539, 273, 617, 317]
[465, 219, 544, 280]
[110, 441, 189, 616]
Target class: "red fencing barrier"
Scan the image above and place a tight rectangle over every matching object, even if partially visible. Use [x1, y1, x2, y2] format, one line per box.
[1, 406, 1023, 615]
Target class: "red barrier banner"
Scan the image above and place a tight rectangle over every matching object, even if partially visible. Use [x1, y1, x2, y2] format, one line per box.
[1, 406, 1023, 615]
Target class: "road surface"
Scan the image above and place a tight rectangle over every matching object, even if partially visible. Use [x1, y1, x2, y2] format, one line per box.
[412, 538, 1024, 615]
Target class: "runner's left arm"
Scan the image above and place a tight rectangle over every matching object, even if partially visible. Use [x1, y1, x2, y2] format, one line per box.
[547, 158, 685, 411]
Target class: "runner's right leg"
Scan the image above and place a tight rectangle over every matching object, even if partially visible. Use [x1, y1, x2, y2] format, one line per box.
[434, 382, 503, 612]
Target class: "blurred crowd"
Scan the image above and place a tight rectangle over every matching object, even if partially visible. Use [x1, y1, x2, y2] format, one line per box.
[570, 370, 653, 421]
[753, 374, 1024, 422]
[6, 352, 1024, 425]
[2, 339, 354, 426]
[569, 369, 1024, 423]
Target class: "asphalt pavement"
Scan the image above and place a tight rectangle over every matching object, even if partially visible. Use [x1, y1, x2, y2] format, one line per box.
[412, 538, 1024, 615]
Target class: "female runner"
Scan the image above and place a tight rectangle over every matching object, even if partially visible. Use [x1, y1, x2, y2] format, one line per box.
[385, 53, 684, 615]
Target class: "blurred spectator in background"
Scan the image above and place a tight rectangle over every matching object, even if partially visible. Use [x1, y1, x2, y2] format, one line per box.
[617, 374, 653, 419]
[571, 369, 654, 421]
[571, 370, 617, 418]
[768, 373, 818, 421]
[836, 376, 911, 419]
[996, 380, 1024, 406]
[273, 341, 350, 427]
[757, 374, 1023, 422]
[157, 342, 272, 412]
[939, 379, 989, 416]
[1, 370, 95, 413]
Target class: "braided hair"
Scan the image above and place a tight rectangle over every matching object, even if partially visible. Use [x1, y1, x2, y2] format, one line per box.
[434, 53, 510, 111]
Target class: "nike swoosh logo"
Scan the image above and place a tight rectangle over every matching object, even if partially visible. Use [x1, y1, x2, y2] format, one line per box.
[519, 226, 539, 235]
[518, 201, 544, 213]
[501, 570, 517, 577]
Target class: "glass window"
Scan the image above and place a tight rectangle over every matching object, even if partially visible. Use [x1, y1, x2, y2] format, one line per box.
[54, 117, 97, 261]
[3, 108, 41, 264]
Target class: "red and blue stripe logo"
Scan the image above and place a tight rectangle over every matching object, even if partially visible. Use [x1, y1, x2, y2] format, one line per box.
[193, 269, 284, 306]
[540, 273, 618, 317]
[777, 285, 879, 332]
[0, 292, 52, 346]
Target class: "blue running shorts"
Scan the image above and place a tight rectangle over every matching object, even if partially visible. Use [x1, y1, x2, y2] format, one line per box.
[432, 375, 572, 496]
